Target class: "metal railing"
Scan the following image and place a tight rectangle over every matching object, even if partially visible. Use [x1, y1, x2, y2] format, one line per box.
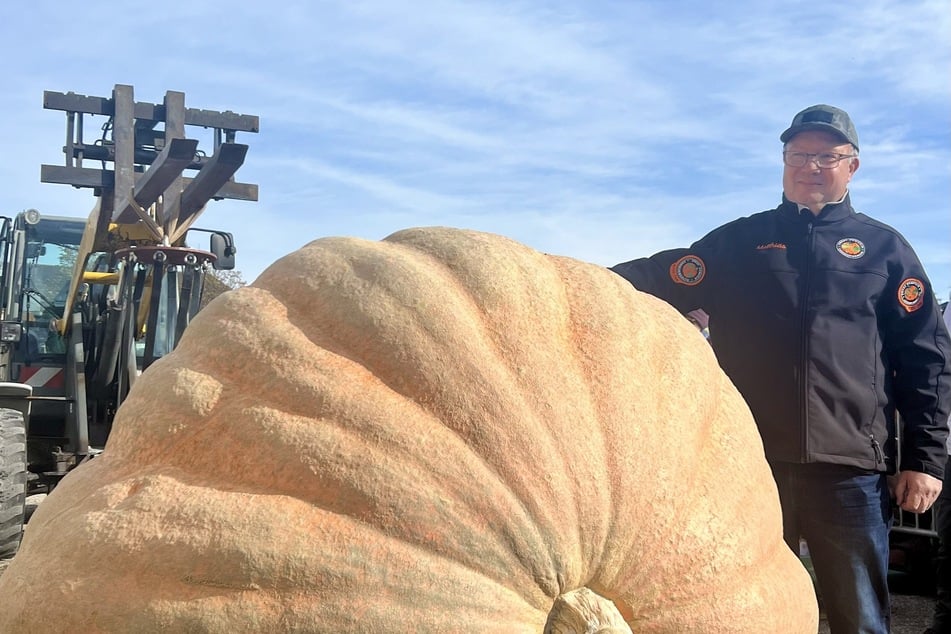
[893, 505, 937, 538]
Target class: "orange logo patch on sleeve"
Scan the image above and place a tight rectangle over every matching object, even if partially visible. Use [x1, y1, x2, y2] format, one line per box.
[898, 278, 925, 313]
[669, 255, 705, 286]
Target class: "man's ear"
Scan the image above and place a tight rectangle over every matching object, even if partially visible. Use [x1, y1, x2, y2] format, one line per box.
[848, 156, 860, 177]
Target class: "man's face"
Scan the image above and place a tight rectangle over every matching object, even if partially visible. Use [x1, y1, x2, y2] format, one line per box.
[782, 130, 859, 213]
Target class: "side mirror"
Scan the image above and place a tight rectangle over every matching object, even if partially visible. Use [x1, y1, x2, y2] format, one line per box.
[210, 232, 236, 271]
[24, 244, 46, 259]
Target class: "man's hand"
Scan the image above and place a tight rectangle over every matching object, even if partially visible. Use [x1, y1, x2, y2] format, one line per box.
[893, 470, 942, 514]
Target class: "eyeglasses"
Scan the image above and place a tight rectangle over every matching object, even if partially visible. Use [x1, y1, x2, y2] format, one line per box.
[783, 151, 856, 169]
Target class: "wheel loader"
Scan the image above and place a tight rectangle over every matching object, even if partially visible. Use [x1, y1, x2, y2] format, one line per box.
[0, 85, 257, 557]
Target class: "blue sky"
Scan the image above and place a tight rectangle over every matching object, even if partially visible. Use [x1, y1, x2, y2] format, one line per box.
[2, 1, 949, 299]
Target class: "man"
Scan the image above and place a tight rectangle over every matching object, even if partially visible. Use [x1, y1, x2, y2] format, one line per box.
[611, 104, 951, 634]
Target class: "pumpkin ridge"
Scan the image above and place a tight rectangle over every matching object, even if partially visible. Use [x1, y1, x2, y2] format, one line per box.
[549, 256, 632, 587]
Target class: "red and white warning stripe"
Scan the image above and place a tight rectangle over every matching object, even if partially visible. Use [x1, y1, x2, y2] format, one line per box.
[18, 366, 65, 389]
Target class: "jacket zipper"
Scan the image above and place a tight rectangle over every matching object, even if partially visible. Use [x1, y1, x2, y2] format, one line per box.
[800, 220, 815, 462]
[869, 434, 884, 467]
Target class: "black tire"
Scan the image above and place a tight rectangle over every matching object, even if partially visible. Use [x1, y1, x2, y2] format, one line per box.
[0, 408, 27, 558]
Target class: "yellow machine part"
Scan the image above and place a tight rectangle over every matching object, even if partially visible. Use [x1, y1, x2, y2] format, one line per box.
[56, 200, 163, 336]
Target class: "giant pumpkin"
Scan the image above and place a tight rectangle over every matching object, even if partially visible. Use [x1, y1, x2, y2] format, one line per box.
[0, 227, 817, 632]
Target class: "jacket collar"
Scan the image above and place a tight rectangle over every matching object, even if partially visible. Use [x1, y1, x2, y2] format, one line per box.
[779, 193, 854, 223]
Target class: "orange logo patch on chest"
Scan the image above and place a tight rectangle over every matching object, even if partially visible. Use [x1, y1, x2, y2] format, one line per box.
[835, 238, 866, 259]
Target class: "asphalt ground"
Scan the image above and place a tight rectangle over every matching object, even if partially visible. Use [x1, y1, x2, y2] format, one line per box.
[889, 571, 936, 633]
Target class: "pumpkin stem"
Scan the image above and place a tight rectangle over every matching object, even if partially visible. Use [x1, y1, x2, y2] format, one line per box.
[544, 587, 633, 634]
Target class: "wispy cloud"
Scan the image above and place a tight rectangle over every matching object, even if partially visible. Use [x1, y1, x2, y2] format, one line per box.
[1, 0, 948, 296]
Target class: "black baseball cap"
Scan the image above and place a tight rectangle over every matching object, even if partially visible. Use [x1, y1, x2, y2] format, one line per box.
[780, 104, 859, 150]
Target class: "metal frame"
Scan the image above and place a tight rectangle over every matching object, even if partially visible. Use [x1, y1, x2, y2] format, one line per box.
[40, 84, 258, 248]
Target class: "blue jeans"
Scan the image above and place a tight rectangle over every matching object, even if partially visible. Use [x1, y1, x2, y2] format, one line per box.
[770, 462, 892, 634]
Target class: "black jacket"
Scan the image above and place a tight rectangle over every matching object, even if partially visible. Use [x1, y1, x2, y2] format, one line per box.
[611, 195, 951, 477]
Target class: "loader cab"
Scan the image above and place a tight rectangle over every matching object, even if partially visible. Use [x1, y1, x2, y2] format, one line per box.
[1, 211, 84, 382]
